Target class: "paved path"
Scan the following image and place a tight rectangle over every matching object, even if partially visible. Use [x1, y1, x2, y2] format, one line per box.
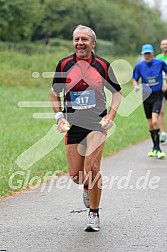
[0, 139, 167, 252]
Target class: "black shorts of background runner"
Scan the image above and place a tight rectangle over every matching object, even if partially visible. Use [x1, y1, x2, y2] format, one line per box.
[65, 125, 107, 145]
[143, 91, 163, 119]
[163, 90, 167, 100]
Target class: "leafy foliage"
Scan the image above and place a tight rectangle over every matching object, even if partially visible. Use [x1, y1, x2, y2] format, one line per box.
[0, 0, 43, 41]
[0, 0, 167, 54]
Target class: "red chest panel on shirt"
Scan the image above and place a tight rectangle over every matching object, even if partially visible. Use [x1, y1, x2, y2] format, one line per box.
[65, 60, 102, 93]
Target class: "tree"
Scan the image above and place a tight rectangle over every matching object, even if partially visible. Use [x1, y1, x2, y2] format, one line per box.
[1, 0, 167, 55]
[32, 0, 90, 40]
[0, 0, 43, 41]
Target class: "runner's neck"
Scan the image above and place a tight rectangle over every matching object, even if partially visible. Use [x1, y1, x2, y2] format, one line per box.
[76, 54, 92, 64]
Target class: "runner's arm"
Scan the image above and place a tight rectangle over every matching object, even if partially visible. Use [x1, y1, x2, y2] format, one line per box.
[99, 90, 121, 129]
[50, 87, 62, 114]
[133, 79, 139, 92]
[106, 90, 122, 121]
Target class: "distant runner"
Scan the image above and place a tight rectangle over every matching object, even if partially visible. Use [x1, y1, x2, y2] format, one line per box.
[133, 44, 167, 159]
[156, 39, 167, 142]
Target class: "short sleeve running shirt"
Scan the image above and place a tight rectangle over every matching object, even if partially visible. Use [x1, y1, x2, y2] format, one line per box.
[156, 53, 167, 63]
[156, 53, 167, 80]
[52, 52, 121, 129]
[133, 58, 167, 92]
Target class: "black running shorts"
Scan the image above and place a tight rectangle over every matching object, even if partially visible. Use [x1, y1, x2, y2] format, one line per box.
[163, 90, 167, 100]
[143, 91, 163, 119]
[65, 125, 107, 145]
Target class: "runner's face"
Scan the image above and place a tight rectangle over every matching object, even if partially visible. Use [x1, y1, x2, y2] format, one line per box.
[143, 52, 154, 63]
[160, 40, 167, 53]
[73, 29, 96, 60]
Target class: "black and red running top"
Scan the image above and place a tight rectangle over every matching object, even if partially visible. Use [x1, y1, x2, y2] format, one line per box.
[52, 52, 121, 130]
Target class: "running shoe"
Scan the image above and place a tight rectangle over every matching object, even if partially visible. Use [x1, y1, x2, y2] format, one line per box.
[160, 132, 167, 143]
[157, 150, 166, 159]
[83, 188, 90, 208]
[148, 149, 157, 157]
[84, 212, 100, 232]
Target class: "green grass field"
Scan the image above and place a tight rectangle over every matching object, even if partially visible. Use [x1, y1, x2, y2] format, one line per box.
[0, 49, 154, 196]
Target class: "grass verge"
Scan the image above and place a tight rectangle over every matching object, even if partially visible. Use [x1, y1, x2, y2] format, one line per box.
[0, 49, 155, 196]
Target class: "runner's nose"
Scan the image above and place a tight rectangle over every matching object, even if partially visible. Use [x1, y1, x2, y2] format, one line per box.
[78, 38, 84, 44]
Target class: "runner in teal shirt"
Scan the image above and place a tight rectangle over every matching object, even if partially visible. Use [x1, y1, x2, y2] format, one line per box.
[156, 39, 167, 142]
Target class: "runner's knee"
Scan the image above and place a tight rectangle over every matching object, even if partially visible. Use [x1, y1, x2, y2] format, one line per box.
[69, 170, 84, 184]
[152, 119, 159, 128]
[85, 162, 101, 179]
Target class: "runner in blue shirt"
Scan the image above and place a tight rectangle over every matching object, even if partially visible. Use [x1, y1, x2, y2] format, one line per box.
[133, 44, 167, 159]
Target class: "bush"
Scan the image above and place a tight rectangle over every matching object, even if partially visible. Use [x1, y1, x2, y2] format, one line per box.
[95, 39, 114, 56]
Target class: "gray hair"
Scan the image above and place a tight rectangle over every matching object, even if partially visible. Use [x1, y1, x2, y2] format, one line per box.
[73, 25, 96, 41]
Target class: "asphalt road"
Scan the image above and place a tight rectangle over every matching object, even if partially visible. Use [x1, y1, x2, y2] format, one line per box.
[0, 139, 167, 252]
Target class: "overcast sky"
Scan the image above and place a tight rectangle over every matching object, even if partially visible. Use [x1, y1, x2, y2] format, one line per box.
[144, 0, 167, 19]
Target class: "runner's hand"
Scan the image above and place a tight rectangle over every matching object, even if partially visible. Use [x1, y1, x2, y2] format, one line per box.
[134, 86, 139, 92]
[99, 117, 113, 129]
[57, 118, 70, 133]
[162, 81, 167, 92]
